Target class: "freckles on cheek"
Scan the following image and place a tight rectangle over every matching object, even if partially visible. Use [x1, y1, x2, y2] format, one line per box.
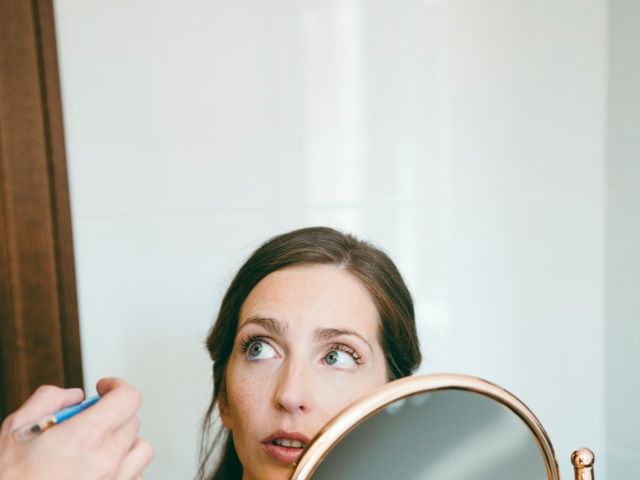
[318, 371, 382, 411]
[228, 365, 274, 407]
[230, 369, 265, 396]
[227, 376, 269, 430]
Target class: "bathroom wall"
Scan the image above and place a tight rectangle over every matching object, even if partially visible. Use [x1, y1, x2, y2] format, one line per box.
[51, 1, 629, 478]
[606, 0, 640, 477]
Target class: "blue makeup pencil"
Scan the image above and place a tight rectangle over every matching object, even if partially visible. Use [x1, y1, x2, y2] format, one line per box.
[12, 395, 100, 442]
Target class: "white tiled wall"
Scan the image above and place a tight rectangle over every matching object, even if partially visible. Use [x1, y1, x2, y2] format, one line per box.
[52, 1, 636, 478]
[606, 1, 640, 477]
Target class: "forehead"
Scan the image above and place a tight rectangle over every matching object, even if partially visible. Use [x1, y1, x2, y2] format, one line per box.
[238, 264, 380, 334]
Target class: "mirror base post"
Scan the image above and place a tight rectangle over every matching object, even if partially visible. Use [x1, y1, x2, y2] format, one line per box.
[571, 448, 595, 480]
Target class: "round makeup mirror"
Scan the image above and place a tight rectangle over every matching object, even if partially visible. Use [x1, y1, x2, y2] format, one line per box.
[289, 374, 595, 480]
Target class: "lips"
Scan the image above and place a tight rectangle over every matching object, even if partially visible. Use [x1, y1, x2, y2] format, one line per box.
[261, 430, 311, 464]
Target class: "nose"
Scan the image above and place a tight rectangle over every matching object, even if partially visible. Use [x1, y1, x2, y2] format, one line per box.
[273, 360, 312, 414]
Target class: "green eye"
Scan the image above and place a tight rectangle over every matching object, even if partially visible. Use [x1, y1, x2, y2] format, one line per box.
[242, 339, 277, 361]
[324, 349, 358, 368]
[325, 351, 339, 365]
[249, 342, 263, 358]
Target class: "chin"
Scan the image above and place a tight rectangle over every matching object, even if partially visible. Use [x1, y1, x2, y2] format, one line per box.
[244, 462, 293, 480]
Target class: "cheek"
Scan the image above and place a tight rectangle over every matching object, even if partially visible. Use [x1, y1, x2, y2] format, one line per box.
[226, 367, 271, 421]
[312, 367, 387, 420]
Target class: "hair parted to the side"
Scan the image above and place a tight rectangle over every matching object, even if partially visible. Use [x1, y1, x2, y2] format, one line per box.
[196, 226, 422, 480]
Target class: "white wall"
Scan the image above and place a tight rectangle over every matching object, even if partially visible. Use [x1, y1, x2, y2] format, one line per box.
[51, 0, 633, 478]
[606, 0, 640, 477]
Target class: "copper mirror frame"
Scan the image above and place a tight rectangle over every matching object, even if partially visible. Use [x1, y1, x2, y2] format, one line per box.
[289, 374, 595, 480]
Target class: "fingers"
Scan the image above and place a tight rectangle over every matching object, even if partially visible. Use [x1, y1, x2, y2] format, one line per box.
[55, 377, 143, 461]
[1, 386, 84, 433]
[110, 415, 140, 455]
[96, 377, 127, 396]
[115, 437, 154, 480]
[82, 378, 142, 432]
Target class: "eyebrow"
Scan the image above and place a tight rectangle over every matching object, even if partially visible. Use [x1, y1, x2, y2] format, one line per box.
[237, 316, 373, 353]
[238, 316, 288, 337]
[314, 328, 373, 353]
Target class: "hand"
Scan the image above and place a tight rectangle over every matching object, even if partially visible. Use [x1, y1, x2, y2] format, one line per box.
[0, 378, 154, 480]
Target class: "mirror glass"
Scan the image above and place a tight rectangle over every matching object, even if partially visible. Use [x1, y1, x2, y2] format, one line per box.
[307, 390, 546, 480]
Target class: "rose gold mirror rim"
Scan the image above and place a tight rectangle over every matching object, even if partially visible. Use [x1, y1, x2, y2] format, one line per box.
[289, 373, 560, 480]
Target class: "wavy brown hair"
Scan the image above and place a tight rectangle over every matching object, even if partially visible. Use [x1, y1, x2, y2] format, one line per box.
[197, 226, 422, 480]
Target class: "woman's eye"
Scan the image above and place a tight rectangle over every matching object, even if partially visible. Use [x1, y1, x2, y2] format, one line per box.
[324, 350, 357, 369]
[244, 340, 277, 361]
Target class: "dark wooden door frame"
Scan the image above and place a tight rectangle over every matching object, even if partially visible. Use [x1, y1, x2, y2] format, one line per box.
[0, 0, 83, 419]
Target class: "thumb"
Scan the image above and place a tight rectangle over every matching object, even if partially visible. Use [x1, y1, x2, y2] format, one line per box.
[2, 386, 84, 433]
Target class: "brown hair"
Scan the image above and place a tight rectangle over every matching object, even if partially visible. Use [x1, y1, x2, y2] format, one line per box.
[197, 226, 422, 480]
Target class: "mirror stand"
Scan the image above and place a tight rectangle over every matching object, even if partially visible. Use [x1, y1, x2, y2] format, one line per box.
[571, 448, 595, 480]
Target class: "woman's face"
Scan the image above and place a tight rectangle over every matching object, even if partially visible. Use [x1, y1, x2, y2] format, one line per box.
[220, 264, 389, 480]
